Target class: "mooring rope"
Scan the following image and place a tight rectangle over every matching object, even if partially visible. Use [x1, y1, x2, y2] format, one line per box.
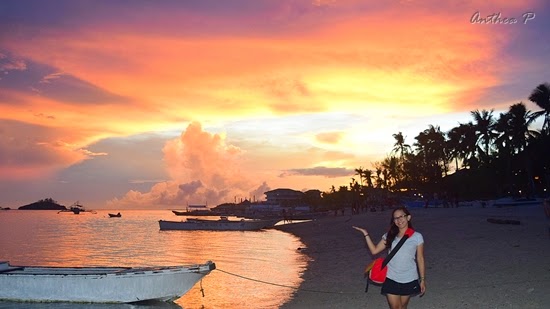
[214, 268, 361, 294]
[214, 268, 550, 296]
[199, 278, 205, 297]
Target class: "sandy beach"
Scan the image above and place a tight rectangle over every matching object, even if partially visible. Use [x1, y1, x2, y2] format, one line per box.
[275, 203, 550, 309]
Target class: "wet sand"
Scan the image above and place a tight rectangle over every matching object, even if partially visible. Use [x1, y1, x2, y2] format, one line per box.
[275, 204, 550, 309]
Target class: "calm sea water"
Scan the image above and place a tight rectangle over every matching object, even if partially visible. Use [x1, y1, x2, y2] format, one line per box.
[0, 210, 309, 309]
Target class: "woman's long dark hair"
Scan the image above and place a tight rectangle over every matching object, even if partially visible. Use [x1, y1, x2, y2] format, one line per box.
[385, 206, 413, 249]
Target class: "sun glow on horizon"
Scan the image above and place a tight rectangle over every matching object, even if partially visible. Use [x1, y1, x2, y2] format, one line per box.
[1, 0, 548, 207]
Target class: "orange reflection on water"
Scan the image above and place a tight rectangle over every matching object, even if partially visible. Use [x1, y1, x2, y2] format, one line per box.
[0, 210, 308, 308]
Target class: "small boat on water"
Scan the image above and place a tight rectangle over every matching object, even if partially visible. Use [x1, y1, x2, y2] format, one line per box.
[172, 210, 217, 216]
[109, 212, 122, 217]
[159, 216, 280, 231]
[57, 201, 96, 214]
[0, 260, 215, 303]
[172, 204, 216, 216]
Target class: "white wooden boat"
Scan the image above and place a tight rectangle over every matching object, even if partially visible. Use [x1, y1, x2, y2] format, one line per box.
[0, 260, 215, 303]
[159, 216, 279, 231]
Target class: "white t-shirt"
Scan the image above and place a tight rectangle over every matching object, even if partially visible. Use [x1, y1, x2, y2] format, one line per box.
[382, 231, 424, 283]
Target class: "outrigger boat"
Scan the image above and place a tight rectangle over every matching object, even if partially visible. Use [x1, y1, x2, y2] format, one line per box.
[0, 260, 215, 303]
[172, 204, 216, 216]
[159, 216, 280, 231]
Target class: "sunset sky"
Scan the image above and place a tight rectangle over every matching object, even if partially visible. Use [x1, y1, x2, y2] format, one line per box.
[1, 0, 549, 209]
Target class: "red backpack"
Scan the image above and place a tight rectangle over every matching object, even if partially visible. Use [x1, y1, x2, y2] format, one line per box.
[364, 228, 415, 290]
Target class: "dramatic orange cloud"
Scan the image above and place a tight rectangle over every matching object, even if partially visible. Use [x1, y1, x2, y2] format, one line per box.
[107, 122, 265, 208]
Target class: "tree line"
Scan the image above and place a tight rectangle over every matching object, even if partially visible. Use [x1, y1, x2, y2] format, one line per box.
[322, 82, 550, 206]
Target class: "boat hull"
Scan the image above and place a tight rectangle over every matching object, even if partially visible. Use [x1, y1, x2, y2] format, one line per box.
[159, 219, 279, 231]
[172, 210, 217, 216]
[0, 261, 215, 303]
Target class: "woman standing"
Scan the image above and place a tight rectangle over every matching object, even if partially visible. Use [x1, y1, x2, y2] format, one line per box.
[353, 206, 425, 309]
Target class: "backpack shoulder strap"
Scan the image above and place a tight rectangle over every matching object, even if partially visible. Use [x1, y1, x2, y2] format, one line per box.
[382, 229, 415, 268]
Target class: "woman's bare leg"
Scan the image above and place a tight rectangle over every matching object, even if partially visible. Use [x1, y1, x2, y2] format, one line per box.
[386, 294, 412, 309]
[400, 295, 411, 308]
[386, 294, 402, 309]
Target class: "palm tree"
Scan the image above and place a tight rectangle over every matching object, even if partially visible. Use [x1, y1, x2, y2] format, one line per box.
[506, 103, 539, 154]
[494, 102, 540, 196]
[382, 155, 401, 190]
[354, 167, 365, 186]
[374, 166, 384, 189]
[363, 169, 374, 188]
[350, 178, 361, 193]
[401, 152, 426, 191]
[414, 125, 447, 182]
[447, 125, 462, 171]
[528, 83, 550, 136]
[391, 132, 411, 189]
[471, 109, 496, 164]
[392, 132, 411, 158]
[447, 122, 478, 171]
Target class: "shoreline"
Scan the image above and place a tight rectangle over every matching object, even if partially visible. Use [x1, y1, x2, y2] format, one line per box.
[275, 205, 550, 308]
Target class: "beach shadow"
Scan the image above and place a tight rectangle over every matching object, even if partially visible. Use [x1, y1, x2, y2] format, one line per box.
[0, 301, 183, 309]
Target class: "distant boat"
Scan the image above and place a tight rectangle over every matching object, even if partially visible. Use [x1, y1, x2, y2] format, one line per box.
[172, 210, 218, 216]
[172, 204, 216, 216]
[57, 201, 96, 214]
[0, 260, 215, 303]
[172, 209, 215, 216]
[108, 212, 122, 218]
[159, 216, 280, 231]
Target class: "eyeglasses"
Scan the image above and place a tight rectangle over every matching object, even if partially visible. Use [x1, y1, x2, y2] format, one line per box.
[393, 214, 408, 221]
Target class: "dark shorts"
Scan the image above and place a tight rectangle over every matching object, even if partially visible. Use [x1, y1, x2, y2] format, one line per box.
[381, 278, 420, 296]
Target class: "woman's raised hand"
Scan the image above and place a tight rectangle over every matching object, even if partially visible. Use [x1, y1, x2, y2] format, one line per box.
[352, 226, 368, 235]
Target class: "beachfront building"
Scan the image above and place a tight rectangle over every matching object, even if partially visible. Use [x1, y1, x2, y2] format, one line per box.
[264, 188, 304, 207]
[212, 188, 321, 217]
